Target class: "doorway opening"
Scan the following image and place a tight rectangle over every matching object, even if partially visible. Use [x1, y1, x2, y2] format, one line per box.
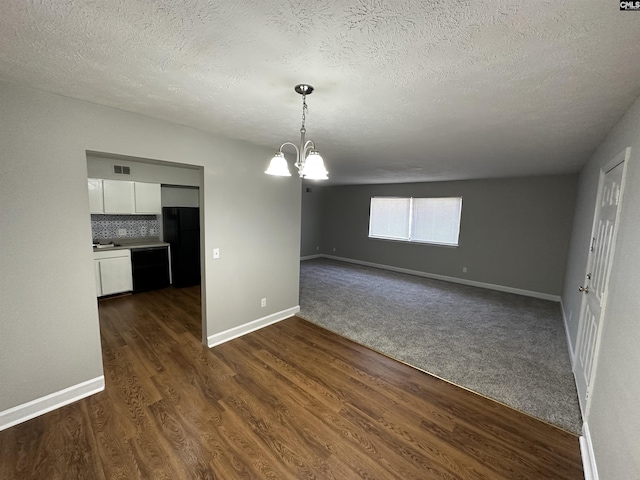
[86, 151, 207, 344]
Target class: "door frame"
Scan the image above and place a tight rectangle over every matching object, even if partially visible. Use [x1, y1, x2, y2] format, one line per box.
[575, 146, 630, 418]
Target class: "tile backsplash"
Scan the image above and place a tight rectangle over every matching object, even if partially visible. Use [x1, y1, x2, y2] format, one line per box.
[91, 214, 160, 240]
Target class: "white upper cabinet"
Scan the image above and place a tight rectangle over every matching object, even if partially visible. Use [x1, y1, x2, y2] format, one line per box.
[134, 182, 162, 214]
[88, 178, 104, 213]
[103, 180, 135, 214]
[88, 178, 161, 215]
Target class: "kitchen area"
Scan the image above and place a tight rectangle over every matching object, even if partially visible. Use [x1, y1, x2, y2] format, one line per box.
[87, 154, 202, 299]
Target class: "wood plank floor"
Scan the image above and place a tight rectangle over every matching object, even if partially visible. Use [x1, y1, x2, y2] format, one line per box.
[0, 287, 584, 479]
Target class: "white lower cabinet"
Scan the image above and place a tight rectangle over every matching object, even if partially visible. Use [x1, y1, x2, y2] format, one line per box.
[94, 249, 132, 297]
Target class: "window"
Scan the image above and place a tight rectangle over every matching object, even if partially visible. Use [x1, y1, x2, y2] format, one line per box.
[369, 196, 462, 246]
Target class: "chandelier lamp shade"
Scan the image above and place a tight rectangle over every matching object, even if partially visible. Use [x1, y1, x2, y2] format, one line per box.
[265, 84, 329, 180]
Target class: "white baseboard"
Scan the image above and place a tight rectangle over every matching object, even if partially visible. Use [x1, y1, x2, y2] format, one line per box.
[320, 255, 561, 302]
[207, 306, 300, 348]
[0, 375, 105, 432]
[580, 422, 599, 480]
[559, 297, 575, 366]
[300, 254, 322, 261]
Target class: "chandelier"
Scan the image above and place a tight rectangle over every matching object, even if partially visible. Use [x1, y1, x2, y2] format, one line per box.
[265, 84, 329, 180]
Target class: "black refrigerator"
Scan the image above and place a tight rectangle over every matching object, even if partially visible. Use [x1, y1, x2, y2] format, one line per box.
[163, 207, 201, 288]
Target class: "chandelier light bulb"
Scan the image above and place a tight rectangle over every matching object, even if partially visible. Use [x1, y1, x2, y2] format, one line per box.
[265, 84, 329, 180]
[299, 151, 328, 180]
[265, 152, 291, 176]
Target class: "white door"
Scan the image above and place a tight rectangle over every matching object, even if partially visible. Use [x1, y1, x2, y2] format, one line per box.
[574, 147, 629, 416]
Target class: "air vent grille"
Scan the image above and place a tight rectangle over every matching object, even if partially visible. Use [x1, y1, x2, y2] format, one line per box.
[113, 165, 131, 175]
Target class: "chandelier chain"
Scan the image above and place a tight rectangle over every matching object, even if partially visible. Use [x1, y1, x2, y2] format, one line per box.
[301, 94, 308, 133]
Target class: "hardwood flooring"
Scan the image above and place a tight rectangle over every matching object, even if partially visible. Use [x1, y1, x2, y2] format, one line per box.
[0, 287, 584, 479]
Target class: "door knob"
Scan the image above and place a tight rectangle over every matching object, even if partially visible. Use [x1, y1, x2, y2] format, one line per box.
[579, 286, 589, 293]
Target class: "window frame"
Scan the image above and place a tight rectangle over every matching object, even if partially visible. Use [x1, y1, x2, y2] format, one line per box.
[368, 196, 462, 247]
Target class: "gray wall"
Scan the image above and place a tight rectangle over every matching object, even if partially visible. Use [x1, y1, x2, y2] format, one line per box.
[87, 154, 201, 186]
[300, 183, 324, 257]
[0, 83, 301, 413]
[161, 186, 200, 208]
[317, 175, 577, 296]
[562, 95, 640, 479]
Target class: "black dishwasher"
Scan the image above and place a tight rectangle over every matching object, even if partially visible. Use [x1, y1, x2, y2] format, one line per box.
[131, 247, 170, 292]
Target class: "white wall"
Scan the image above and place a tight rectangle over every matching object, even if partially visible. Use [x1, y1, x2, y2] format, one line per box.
[0, 82, 301, 416]
[562, 95, 640, 479]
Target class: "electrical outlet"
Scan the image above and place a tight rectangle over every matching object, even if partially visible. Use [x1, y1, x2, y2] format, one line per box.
[118, 228, 126, 236]
[463, 267, 468, 273]
[261, 298, 267, 308]
[316, 246, 320, 251]
[213, 248, 220, 259]
[332, 247, 336, 252]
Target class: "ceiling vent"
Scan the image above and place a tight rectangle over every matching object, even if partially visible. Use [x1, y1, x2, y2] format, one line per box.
[113, 165, 131, 175]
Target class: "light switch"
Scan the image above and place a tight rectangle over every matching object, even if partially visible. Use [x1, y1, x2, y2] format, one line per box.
[213, 248, 220, 259]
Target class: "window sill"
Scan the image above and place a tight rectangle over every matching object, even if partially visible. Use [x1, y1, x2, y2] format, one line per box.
[368, 236, 459, 248]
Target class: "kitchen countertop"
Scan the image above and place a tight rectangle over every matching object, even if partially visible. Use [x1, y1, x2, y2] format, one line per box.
[93, 237, 170, 252]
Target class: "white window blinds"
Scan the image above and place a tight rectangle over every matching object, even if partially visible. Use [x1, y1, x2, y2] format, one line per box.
[369, 196, 462, 246]
[411, 197, 462, 245]
[368, 197, 411, 240]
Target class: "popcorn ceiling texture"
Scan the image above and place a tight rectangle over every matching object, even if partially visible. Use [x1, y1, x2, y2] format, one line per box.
[1, 1, 640, 184]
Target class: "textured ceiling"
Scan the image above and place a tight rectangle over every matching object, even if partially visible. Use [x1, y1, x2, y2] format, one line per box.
[2, 1, 640, 185]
